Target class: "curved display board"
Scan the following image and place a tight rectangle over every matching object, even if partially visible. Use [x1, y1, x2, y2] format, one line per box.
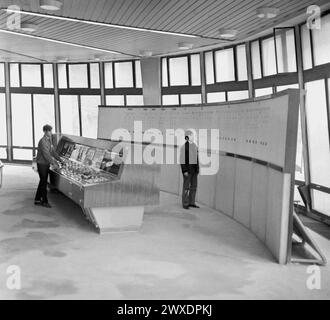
[98, 90, 301, 264]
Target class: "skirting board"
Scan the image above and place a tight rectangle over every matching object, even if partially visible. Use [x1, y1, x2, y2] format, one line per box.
[83, 206, 144, 234]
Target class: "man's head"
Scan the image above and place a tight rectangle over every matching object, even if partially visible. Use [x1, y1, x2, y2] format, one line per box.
[184, 130, 194, 142]
[43, 124, 53, 138]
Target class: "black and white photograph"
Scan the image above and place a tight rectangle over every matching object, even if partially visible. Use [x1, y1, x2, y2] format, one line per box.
[0, 0, 330, 306]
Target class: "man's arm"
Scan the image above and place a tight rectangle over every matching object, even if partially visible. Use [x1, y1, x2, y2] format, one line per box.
[39, 140, 56, 165]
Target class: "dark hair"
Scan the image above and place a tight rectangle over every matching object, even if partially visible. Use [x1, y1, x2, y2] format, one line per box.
[43, 124, 53, 132]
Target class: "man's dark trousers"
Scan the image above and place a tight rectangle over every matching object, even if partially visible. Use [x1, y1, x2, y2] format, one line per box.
[35, 163, 50, 204]
[182, 172, 198, 208]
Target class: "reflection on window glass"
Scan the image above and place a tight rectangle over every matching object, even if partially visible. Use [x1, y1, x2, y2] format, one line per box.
[305, 80, 330, 187]
[295, 108, 304, 182]
[215, 48, 235, 82]
[276, 84, 299, 92]
[255, 87, 273, 97]
[60, 95, 80, 136]
[69, 64, 88, 88]
[43, 64, 54, 88]
[90, 63, 100, 89]
[127, 95, 144, 106]
[135, 61, 142, 88]
[205, 51, 214, 84]
[0, 63, 5, 87]
[13, 149, 33, 161]
[0, 147, 6, 160]
[115, 62, 134, 88]
[207, 92, 226, 103]
[162, 95, 179, 105]
[190, 54, 201, 86]
[181, 94, 201, 105]
[33, 95, 55, 146]
[275, 29, 297, 73]
[312, 14, 330, 66]
[236, 45, 248, 81]
[262, 37, 277, 76]
[104, 63, 114, 88]
[10, 64, 20, 87]
[58, 64, 67, 89]
[0, 94, 6, 146]
[81, 95, 101, 139]
[227, 90, 249, 101]
[312, 190, 330, 216]
[251, 41, 262, 79]
[301, 24, 313, 70]
[21, 64, 42, 87]
[106, 95, 125, 106]
[162, 58, 168, 87]
[169, 57, 189, 86]
[11, 94, 33, 147]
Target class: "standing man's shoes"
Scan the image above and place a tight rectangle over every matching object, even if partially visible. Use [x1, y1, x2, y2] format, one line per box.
[189, 204, 200, 208]
[183, 206, 190, 210]
[41, 202, 52, 208]
[34, 200, 42, 206]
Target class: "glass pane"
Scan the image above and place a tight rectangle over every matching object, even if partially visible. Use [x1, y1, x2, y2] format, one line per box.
[135, 60, 142, 88]
[236, 45, 248, 81]
[275, 29, 297, 73]
[81, 95, 101, 139]
[301, 24, 313, 70]
[190, 54, 201, 86]
[43, 64, 54, 88]
[207, 92, 226, 103]
[104, 63, 113, 88]
[227, 90, 249, 101]
[277, 84, 299, 92]
[11, 94, 33, 147]
[162, 58, 168, 87]
[169, 57, 189, 86]
[69, 64, 88, 88]
[181, 94, 202, 105]
[13, 149, 33, 161]
[262, 37, 277, 76]
[295, 108, 305, 182]
[21, 64, 42, 87]
[60, 95, 80, 136]
[162, 95, 179, 105]
[58, 64, 67, 89]
[294, 185, 304, 205]
[215, 48, 235, 82]
[33, 94, 55, 146]
[305, 80, 330, 187]
[10, 64, 20, 87]
[0, 147, 6, 160]
[312, 14, 330, 66]
[255, 87, 273, 97]
[205, 51, 215, 84]
[90, 63, 100, 89]
[251, 41, 262, 79]
[0, 63, 5, 87]
[106, 95, 125, 106]
[115, 62, 134, 88]
[0, 93, 6, 146]
[126, 95, 144, 106]
[312, 190, 330, 216]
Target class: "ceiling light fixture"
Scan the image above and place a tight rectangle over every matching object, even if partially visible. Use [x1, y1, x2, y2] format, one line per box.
[218, 28, 238, 39]
[40, 0, 63, 11]
[4, 8, 199, 38]
[256, 7, 280, 19]
[0, 28, 127, 56]
[20, 23, 38, 32]
[139, 50, 153, 57]
[178, 42, 193, 50]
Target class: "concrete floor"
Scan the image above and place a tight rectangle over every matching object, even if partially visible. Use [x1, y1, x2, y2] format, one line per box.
[0, 164, 329, 300]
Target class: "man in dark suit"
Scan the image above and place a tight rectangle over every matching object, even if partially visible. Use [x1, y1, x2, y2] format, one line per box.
[34, 125, 62, 208]
[180, 130, 200, 210]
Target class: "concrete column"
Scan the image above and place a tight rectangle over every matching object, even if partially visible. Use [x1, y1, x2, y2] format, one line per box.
[4, 62, 12, 161]
[141, 57, 161, 106]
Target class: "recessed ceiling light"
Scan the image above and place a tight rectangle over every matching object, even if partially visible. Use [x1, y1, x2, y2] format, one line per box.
[139, 50, 153, 57]
[256, 7, 280, 19]
[218, 28, 238, 39]
[178, 42, 193, 50]
[20, 23, 38, 32]
[40, 0, 63, 11]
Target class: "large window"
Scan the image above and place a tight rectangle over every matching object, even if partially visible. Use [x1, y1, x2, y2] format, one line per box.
[312, 14, 330, 66]
[60, 95, 80, 136]
[251, 40, 262, 79]
[261, 37, 277, 76]
[236, 45, 248, 81]
[0, 93, 6, 159]
[169, 56, 189, 86]
[21, 64, 42, 87]
[68, 64, 88, 88]
[205, 51, 215, 84]
[0, 63, 5, 87]
[215, 48, 235, 82]
[81, 95, 101, 139]
[114, 62, 134, 88]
